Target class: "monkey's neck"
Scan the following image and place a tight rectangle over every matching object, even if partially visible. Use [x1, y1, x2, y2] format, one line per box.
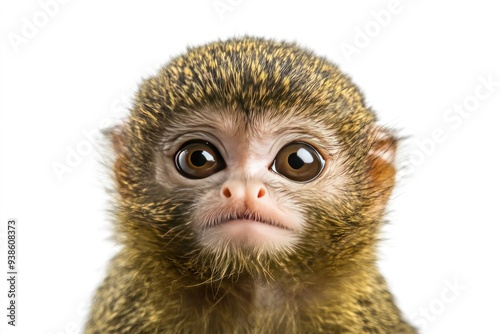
[160, 244, 380, 303]
[116, 246, 399, 333]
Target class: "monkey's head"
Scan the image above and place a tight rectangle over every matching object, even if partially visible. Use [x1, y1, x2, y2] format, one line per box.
[110, 37, 396, 282]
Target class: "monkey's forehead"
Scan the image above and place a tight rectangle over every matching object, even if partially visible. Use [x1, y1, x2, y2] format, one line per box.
[125, 37, 376, 148]
[135, 37, 370, 115]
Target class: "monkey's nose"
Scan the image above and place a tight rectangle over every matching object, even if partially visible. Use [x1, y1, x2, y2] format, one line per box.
[221, 180, 267, 200]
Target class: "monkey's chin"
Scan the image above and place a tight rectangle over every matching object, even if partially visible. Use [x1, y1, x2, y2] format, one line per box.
[199, 219, 299, 253]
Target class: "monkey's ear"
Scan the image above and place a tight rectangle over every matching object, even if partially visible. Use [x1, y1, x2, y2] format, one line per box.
[366, 125, 398, 218]
[103, 124, 128, 156]
[104, 124, 131, 198]
[368, 125, 397, 166]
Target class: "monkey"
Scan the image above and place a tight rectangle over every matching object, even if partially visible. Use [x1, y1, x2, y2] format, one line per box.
[85, 37, 417, 334]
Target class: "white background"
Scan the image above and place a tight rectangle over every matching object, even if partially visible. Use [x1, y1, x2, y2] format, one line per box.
[1, 0, 499, 333]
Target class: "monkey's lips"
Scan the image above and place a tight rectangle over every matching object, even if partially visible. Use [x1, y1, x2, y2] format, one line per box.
[199, 212, 299, 250]
[206, 213, 292, 231]
[219, 214, 292, 231]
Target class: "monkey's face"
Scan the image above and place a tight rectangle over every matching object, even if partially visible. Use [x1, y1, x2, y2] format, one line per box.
[154, 107, 348, 259]
[112, 38, 396, 279]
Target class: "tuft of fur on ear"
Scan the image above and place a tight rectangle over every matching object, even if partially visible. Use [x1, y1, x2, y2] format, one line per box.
[366, 124, 398, 219]
[103, 124, 131, 199]
[103, 124, 127, 156]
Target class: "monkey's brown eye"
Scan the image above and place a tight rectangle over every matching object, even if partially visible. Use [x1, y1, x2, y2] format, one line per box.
[271, 142, 325, 182]
[175, 140, 225, 179]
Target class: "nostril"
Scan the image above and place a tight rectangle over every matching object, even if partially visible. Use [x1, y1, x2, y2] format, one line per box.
[257, 187, 266, 198]
[222, 187, 232, 198]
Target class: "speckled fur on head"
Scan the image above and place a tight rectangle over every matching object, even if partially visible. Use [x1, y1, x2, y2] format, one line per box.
[86, 37, 417, 334]
[124, 38, 374, 168]
[117, 37, 377, 278]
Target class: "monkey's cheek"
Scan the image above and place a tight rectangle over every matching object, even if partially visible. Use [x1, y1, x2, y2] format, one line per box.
[198, 221, 299, 253]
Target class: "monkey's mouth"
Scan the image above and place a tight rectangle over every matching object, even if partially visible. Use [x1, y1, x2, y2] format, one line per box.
[206, 212, 292, 231]
[199, 210, 299, 249]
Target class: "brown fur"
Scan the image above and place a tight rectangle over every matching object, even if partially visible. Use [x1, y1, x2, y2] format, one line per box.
[85, 37, 416, 333]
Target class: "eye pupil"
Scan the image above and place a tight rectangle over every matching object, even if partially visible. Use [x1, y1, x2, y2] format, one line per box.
[190, 150, 208, 167]
[288, 153, 305, 170]
[271, 142, 325, 182]
[174, 140, 225, 179]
